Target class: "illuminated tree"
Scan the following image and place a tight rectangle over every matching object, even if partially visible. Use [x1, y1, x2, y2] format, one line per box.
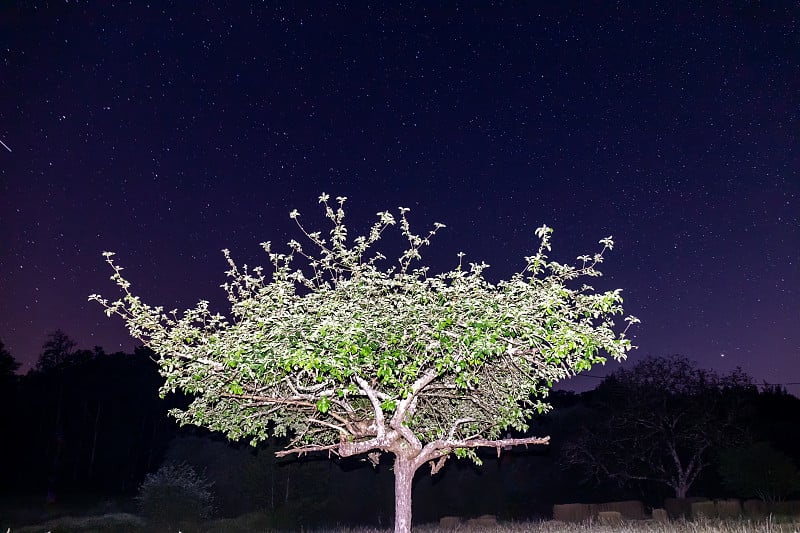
[91, 194, 637, 532]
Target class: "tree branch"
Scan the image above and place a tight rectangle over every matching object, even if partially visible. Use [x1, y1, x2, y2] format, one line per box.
[275, 443, 340, 458]
[219, 392, 354, 429]
[338, 431, 399, 457]
[309, 417, 350, 435]
[448, 418, 476, 441]
[416, 435, 550, 469]
[390, 370, 438, 451]
[352, 375, 386, 439]
[429, 454, 449, 475]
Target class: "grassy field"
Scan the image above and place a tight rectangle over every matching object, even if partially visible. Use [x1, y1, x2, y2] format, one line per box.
[6, 515, 800, 533]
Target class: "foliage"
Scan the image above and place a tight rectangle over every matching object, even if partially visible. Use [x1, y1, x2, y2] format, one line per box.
[562, 355, 752, 498]
[91, 194, 637, 531]
[136, 461, 215, 527]
[5, 344, 177, 495]
[719, 442, 800, 502]
[746, 385, 800, 468]
[35, 329, 78, 371]
[0, 338, 20, 379]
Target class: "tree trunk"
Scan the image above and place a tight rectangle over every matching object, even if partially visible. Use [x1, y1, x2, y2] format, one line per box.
[393, 455, 416, 533]
[285, 466, 291, 504]
[88, 402, 101, 480]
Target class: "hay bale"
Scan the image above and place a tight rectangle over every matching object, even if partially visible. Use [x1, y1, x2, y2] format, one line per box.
[771, 500, 800, 518]
[716, 499, 742, 518]
[592, 500, 646, 520]
[652, 508, 669, 523]
[466, 514, 497, 528]
[553, 503, 591, 523]
[743, 499, 768, 517]
[664, 497, 709, 519]
[597, 511, 623, 525]
[691, 500, 717, 519]
[439, 516, 461, 529]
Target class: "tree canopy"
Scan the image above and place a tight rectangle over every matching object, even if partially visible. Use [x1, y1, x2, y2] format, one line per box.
[563, 354, 751, 499]
[91, 194, 638, 531]
[718, 442, 800, 503]
[35, 329, 78, 372]
[0, 338, 19, 379]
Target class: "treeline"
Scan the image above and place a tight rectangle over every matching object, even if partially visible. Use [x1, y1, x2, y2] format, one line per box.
[1, 333, 799, 526]
[0, 333, 177, 497]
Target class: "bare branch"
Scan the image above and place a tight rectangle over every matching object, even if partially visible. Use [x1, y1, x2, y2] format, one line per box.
[219, 392, 355, 429]
[309, 417, 350, 435]
[275, 443, 340, 458]
[448, 418, 475, 441]
[417, 435, 550, 469]
[429, 454, 448, 475]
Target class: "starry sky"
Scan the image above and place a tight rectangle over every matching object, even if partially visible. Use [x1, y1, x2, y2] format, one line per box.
[1, 2, 798, 394]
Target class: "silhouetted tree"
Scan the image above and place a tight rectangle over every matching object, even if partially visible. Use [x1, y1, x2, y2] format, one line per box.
[35, 329, 77, 371]
[563, 355, 751, 498]
[92, 194, 638, 532]
[746, 385, 800, 465]
[0, 338, 20, 379]
[719, 442, 800, 502]
[0, 338, 20, 492]
[5, 343, 178, 497]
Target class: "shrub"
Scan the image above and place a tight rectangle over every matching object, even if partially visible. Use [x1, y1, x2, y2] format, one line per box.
[719, 442, 800, 503]
[136, 461, 215, 528]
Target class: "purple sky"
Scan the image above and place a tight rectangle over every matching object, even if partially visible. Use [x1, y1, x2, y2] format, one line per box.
[1, 2, 798, 394]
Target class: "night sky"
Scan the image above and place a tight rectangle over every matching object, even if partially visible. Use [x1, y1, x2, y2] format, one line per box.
[1, 3, 798, 395]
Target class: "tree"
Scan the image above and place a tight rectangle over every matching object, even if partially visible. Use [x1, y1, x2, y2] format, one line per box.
[563, 355, 750, 499]
[0, 338, 20, 379]
[718, 442, 800, 503]
[35, 329, 77, 371]
[0, 338, 20, 476]
[91, 194, 637, 532]
[746, 385, 800, 467]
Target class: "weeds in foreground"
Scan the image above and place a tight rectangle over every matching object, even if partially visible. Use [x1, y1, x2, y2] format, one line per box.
[309, 517, 798, 533]
[6, 516, 800, 532]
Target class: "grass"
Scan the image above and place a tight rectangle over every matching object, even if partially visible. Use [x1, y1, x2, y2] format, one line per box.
[8, 515, 800, 533]
[309, 518, 800, 533]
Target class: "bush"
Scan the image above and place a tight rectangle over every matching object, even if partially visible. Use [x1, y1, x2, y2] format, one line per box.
[137, 461, 215, 528]
[719, 442, 800, 502]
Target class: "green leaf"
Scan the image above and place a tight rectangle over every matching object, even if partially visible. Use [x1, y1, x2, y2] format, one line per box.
[92, 195, 637, 469]
[316, 396, 331, 414]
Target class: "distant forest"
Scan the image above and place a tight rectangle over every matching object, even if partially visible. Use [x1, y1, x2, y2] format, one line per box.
[1, 331, 799, 527]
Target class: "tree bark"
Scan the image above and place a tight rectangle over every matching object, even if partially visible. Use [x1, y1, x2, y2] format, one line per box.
[393, 455, 416, 533]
